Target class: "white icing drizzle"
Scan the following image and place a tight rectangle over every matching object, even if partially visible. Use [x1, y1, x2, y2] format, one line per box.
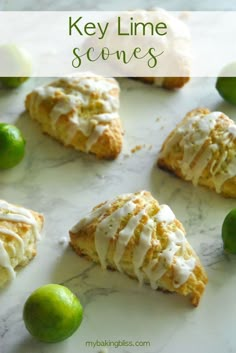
[173, 257, 196, 288]
[71, 199, 118, 234]
[71, 194, 134, 234]
[0, 239, 15, 280]
[92, 112, 119, 123]
[85, 125, 108, 152]
[34, 86, 59, 98]
[160, 111, 236, 192]
[132, 217, 155, 283]
[95, 200, 136, 270]
[143, 203, 195, 289]
[73, 192, 195, 289]
[32, 76, 120, 152]
[50, 95, 78, 127]
[155, 204, 175, 223]
[212, 157, 236, 193]
[0, 200, 40, 241]
[144, 228, 195, 290]
[179, 112, 220, 182]
[0, 200, 41, 281]
[191, 146, 213, 186]
[0, 227, 24, 256]
[113, 208, 146, 272]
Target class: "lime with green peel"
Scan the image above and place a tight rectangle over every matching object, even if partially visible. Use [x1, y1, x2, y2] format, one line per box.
[0, 44, 32, 88]
[23, 284, 83, 343]
[0, 77, 29, 88]
[216, 62, 236, 105]
[222, 208, 236, 254]
[0, 123, 26, 169]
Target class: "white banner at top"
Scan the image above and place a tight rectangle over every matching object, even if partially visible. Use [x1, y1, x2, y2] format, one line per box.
[0, 10, 236, 77]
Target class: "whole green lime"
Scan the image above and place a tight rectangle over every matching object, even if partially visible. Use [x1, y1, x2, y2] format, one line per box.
[0, 123, 25, 169]
[23, 284, 83, 343]
[216, 62, 236, 105]
[222, 208, 236, 254]
[216, 77, 236, 105]
[0, 77, 29, 88]
[0, 44, 32, 88]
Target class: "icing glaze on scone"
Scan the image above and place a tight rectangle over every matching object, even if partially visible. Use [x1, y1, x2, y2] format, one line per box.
[99, 8, 191, 89]
[71, 191, 197, 289]
[32, 76, 119, 152]
[0, 200, 41, 240]
[159, 110, 236, 194]
[0, 237, 16, 280]
[0, 200, 42, 281]
[26, 75, 123, 159]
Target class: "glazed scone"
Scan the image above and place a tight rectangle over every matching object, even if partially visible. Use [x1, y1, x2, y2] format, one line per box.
[25, 74, 123, 159]
[69, 191, 207, 306]
[138, 8, 191, 89]
[100, 9, 191, 89]
[0, 200, 44, 287]
[158, 108, 236, 197]
[138, 76, 190, 90]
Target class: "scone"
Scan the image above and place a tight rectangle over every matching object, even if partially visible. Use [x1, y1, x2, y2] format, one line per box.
[158, 108, 236, 197]
[0, 200, 44, 287]
[25, 74, 123, 159]
[98, 8, 191, 89]
[69, 191, 207, 306]
[137, 76, 190, 90]
[138, 8, 191, 89]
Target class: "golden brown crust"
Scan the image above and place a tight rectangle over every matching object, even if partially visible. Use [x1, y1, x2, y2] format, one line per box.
[69, 191, 207, 306]
[158, 108, 236, 197]
[138, 76, 190, 89]
[25, 75, 123, 159]
[0, 201, 44, 288]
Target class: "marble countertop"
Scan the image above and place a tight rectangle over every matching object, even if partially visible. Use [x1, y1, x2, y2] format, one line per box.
[0, 76, 236, 353]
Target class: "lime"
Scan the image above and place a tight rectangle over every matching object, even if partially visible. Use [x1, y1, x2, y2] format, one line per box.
[216, 62, 236, 105]
[222, 208, 236, 254]
[23, 284, 83, 343]
[0, 123, 25, 169]
[0, 44, 32, 86]
[0, 77, 29, 88]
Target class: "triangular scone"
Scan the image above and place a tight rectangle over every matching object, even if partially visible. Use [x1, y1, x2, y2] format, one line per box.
[25, 74, 123, 159]
[136, 8, 191, 89]
[158, 108, 236, 197]
[0, 200, 44, 288]
[89, 9, 191, 89]
[69, 191, 207, 306]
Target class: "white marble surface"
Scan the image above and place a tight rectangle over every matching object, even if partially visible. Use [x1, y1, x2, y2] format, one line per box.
[0, 76, 236, 353]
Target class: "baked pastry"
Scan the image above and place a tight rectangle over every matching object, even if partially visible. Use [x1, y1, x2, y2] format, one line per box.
[92, 8, 191, 89]
[137, 76, 190, 90]
[158, 108, 236, 197]
[69, 191, 207, 306]
[0, 200, 44, 287]
[25, 74, 123, 159]
[137, 8, 191, 89]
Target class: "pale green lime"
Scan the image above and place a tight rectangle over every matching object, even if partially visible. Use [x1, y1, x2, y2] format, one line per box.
[216, 62, 236, 105]
[23, 284, 83, 343]
[0, 77, 29, 88]
[0, 44, 32, 88]
[222, 208, 236, 254]
[0, 123, 25, 169]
